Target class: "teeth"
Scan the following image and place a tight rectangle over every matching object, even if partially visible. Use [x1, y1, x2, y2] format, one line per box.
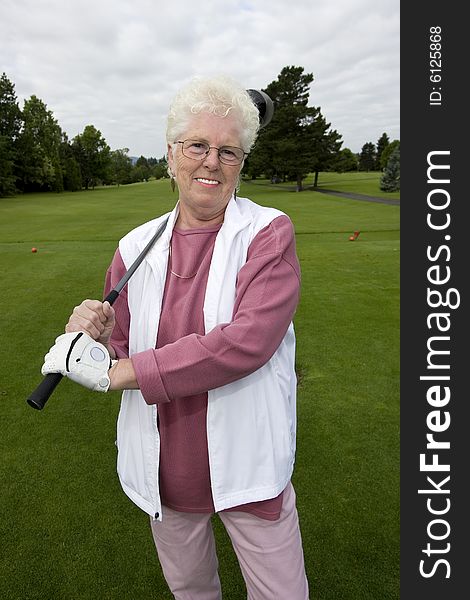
[196, 178, 218, 185]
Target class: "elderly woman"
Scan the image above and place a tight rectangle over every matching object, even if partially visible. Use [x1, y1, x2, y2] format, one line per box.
[43, 75, 309, 599]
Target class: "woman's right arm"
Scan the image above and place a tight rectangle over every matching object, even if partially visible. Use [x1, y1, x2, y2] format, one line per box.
[65, 249, 131, 360]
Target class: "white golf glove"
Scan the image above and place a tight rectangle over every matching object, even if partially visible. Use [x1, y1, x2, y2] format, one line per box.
[41, 332, 115, 392]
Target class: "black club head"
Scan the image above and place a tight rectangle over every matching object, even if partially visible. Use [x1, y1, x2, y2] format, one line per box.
[246, 89, 274, 128]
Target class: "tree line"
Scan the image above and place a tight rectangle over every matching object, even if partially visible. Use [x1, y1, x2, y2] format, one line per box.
[0, 72, 167, 197]
[1, 66, 399, 197]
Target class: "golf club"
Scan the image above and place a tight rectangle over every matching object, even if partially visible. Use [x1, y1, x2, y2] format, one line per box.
[26, 89, 274, 410]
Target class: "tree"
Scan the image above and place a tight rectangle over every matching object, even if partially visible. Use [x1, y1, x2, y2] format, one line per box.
[63, 155, 82, 191]
[110, 148, 133, 186]
[358, 142, 376, 171]
[380, 139, 400, 170]
[152, 156, 169, 180]
[134, 155, 151, 181]
[0, 73, 22, 196]
[0, 73, 21, 140]
[244, 66, 315, 190]
[60, 133, 82, 191]
[309, 113, 342, 186]
[245, 66, 342, 191]
[16, 95, 63, 192]
[375, 133, 390, 170]
[380, 145, 400, 192]
[0, 136, 17, 196]
[72, 125, 111, 189]
[331, 148, 358, 173]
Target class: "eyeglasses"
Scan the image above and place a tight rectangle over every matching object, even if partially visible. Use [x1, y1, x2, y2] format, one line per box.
[177, 139, 247, 166]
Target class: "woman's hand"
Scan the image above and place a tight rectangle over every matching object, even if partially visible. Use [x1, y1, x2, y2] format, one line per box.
[65, 299, 115, 349]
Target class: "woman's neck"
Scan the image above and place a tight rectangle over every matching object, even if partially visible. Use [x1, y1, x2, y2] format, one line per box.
[176, 204, 227, 230]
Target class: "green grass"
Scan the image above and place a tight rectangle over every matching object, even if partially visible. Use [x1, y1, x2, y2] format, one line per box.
[313, 171, 401, 200]
[248, 171, 401, 201]
[0, 177, 399, 599]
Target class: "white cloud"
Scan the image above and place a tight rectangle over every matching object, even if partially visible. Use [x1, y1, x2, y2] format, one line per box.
[0, 0, 399, 156]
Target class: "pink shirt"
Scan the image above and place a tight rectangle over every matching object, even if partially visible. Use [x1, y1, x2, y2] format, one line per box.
[105, 215, 301, 520]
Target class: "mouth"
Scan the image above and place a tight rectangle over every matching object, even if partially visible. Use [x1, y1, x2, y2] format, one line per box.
[194, 177, 220, 187]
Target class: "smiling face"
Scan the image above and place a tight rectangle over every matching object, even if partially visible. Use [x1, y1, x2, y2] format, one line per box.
[167, 111, 244, 228]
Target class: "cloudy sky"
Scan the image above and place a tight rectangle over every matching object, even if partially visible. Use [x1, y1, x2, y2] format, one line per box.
[1, 0, 399, 158]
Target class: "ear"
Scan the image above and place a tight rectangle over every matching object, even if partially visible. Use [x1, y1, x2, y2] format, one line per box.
[167, 143, 175, 176]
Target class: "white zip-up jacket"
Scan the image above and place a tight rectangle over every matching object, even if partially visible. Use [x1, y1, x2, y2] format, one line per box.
[117, 196, 297, 520]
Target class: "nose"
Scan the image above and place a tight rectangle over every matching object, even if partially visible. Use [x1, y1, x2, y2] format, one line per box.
[202, 146, 221, 168]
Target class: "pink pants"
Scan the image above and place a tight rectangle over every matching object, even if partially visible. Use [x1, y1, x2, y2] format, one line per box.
[149, 482, 309, 600]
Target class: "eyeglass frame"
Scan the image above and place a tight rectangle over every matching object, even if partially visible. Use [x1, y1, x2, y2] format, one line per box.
[176, 139, 248, 166]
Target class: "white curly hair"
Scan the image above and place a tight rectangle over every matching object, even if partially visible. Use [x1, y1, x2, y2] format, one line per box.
[166, 75, 260, 154]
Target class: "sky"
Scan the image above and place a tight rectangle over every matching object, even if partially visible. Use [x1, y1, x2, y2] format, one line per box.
[1, 0, 399, 159]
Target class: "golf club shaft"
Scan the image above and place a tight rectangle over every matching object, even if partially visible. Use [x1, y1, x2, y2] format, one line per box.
[26, 217, 169, 411]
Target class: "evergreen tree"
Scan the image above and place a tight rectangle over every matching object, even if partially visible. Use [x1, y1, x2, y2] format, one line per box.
[246, 66, 317, 190]
[358, 142, 376, 171]
[0, 73, 22, 196]
[243, 67, 306, 190]
[310, 114, 342, 186]
[375, 133, 390, 171]
[380, 145, 400, 191]
[245, 66, 342, 190]
[375, 133, 390, 170]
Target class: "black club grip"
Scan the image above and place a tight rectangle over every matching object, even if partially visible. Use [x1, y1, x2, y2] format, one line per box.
[26, 372, 64, 410]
